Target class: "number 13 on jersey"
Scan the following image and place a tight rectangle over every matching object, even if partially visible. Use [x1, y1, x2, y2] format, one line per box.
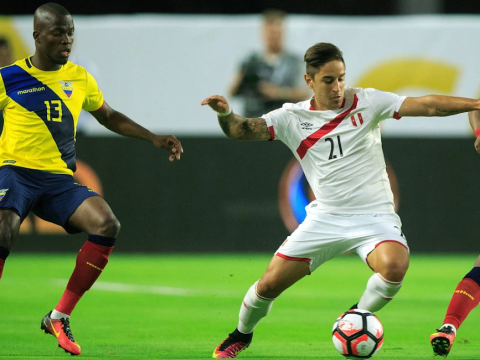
[44, 100, 62, 122]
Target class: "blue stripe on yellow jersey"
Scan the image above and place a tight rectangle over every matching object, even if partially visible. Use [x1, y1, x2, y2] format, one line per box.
[0, 57, 104, 175]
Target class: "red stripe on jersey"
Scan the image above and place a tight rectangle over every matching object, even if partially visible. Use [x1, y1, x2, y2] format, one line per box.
[351, 115, 357, 127]
[358, 113, 364, 125]
[268, 125, 275, 141]
[296, 95, 358, 159]
[276, 252, 311, 263]
[393, 111, 401, 120]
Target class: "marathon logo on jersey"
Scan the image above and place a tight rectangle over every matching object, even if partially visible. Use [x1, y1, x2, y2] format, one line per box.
[17, 86, 45, 95]
[300, 122, 313, 130]
[59, 81, 74, 98]
[0, 189, 8, 201]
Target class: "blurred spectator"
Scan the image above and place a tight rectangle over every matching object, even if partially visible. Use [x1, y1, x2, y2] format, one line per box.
[229, 10, 309, 117]
[0, 37, 14, 134]
[0, 37, 13, 67]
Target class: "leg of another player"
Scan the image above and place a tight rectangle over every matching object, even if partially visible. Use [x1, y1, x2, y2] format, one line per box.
[441, 254, 480, 332]
[0, 209, 21, 280]
[213, 256, 310, 358]
[429, 254, 480, 357]
[52, 196, 120, 319]
[357, 241, 409, 312]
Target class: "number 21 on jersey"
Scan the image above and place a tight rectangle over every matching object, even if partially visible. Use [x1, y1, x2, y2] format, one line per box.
[44, 100, 62, 122]
[325, 135, 343, 160]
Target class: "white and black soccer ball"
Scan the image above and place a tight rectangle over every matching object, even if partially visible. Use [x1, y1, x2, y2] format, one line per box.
[332, 309, 384, 358]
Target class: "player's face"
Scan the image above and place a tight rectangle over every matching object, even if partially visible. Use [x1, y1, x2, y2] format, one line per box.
[306, 60, 346, 110]
[36, 14, 74, 66]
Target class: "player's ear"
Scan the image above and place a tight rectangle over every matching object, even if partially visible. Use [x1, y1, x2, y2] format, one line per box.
[33, 30, 40, 43]
[304, 73, 313, 89]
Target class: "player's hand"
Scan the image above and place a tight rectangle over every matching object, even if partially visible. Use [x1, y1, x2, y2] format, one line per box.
[152, 135, 183, 161]
[475, 137, 480, 154]
[200, 95, 230, 114]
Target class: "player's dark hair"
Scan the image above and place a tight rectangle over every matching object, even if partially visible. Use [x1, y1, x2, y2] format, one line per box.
[304, 43, 345, 79]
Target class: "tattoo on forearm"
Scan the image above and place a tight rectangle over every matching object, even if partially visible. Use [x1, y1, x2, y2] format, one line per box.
[218, 114, 270, 140]
[435, 108, 460, 116]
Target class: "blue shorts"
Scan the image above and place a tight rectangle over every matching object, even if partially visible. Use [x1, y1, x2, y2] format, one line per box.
[0, 166, 100, 234]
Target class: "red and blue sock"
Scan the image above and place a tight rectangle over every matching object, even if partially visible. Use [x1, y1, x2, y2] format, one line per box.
[443, 267, 480, 330]
[55, 235, 116, 316]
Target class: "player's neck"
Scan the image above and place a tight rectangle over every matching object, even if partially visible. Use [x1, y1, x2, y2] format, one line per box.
[30, 54, 63, 71]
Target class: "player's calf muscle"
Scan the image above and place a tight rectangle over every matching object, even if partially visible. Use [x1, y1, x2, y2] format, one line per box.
[0, 211, 20, 250]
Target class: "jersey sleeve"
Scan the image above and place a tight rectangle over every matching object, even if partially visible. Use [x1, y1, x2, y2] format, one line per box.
[262, 107, 291, 143]
[363, 88, 406, 123]
[82, 70, 104, 112]
[0, 73, 8, 110]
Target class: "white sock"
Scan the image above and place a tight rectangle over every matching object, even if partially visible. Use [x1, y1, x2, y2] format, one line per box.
[358, 273, 403, 312]
[237, 281, 274, 334]
[50, 309, 69, 320]
[441, 323, 457, 334]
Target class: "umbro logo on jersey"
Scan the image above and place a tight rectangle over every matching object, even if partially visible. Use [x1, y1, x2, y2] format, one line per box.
[17, 86, 45, 95]
[59, 81, 74, 98]
[301, 122, 313, 130]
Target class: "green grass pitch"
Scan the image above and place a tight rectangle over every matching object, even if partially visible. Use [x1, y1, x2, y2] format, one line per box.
[1, 253, 480, 359]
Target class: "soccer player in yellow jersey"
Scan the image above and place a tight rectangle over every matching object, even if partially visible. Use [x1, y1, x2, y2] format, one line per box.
[0, 3, 183, 356]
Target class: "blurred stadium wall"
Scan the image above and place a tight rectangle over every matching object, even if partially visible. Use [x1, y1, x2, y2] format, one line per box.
[2, 15, 480, 253]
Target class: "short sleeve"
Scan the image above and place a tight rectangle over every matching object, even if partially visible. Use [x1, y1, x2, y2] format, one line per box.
[262, 107, 291, 143]
[0, 73, 8, 110]
[363, 88, 406, 123]
[82, 70, 104, 112]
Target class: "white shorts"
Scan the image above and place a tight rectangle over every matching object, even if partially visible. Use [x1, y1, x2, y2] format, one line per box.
[275, 212, 409, 273]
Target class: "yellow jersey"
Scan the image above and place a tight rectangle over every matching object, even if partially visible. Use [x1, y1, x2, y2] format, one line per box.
[0, 57, 104, 175]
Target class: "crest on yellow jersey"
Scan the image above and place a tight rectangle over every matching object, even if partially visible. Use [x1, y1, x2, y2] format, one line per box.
[59, 81, 74, 98]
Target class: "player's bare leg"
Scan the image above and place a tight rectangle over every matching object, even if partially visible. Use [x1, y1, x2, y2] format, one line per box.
[42, 196, 120, 356]
[213, 255, 310, 358]
[356, 241, 409, 312]
[0, 209, 21, 280]
[430, 254, 480, 357]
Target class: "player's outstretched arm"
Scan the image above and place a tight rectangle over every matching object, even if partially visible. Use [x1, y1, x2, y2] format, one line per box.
[91, 101, 183, 161]
[200, 95, 271, 141]
[398, 95, 480, 118]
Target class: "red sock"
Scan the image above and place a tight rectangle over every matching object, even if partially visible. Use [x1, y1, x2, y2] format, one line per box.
[0, 258, 4, 280]
[443, 278, 480, 329]
[55, 240, 114, 315]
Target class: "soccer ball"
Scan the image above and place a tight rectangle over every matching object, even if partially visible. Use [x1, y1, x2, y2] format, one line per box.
[332, 309, 384, 358]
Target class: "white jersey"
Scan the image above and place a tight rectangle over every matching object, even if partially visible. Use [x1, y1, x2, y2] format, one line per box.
[263, 87, 406, 214]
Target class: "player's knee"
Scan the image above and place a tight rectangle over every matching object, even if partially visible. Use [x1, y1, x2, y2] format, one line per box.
[257, 276, 284, 298]
[380, 259, 409, 282]
[96, 214, 121, 238]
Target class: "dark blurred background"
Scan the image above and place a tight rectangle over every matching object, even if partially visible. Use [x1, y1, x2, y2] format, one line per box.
[1, 0, 479, 15]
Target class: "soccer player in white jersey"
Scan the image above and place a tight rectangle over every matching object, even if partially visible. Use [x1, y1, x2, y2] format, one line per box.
[201, 42, 480, 359]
